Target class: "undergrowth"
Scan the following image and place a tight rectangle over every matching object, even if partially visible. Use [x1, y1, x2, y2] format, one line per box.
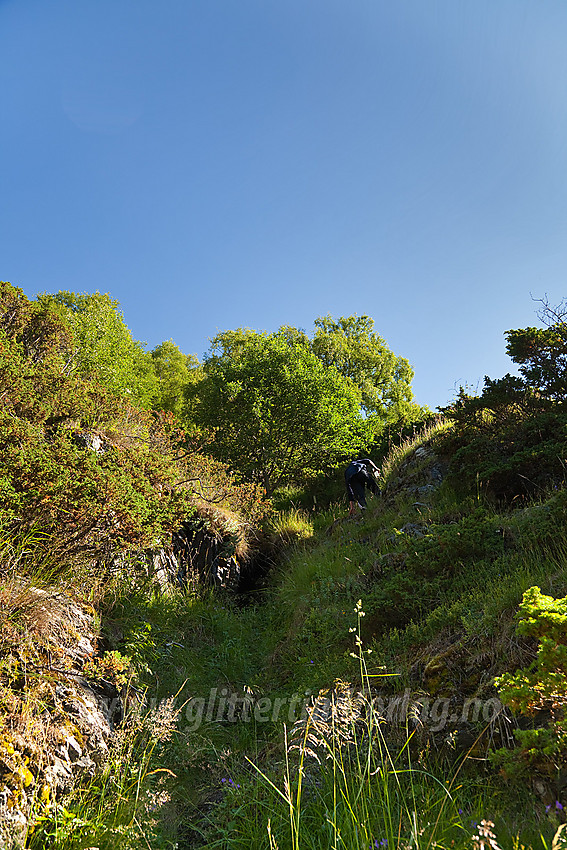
[6, 417, 567, 848]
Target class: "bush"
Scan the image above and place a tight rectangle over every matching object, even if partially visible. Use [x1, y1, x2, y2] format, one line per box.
[0, 282, 267, 558]
[492, 586, 567, 789]
[442, 407, 567, 503]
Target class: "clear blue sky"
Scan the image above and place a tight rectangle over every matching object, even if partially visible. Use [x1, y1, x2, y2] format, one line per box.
[2, 0, 567, 409]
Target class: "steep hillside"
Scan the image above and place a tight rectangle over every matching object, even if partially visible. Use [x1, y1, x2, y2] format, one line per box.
[4, 285, 567, 849]
[29, 417, 562, 850]
[0, 283, 267, 849]
[6, 414, 567, 849]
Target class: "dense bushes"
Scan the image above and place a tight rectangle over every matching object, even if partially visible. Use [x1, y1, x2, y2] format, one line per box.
[0, 282, 268, 557]
[441, 404, 567, 502]
[493, 587, 567, 792]
[438, 299, 567, 504]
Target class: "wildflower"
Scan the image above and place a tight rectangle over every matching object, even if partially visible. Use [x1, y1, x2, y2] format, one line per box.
[143, 696, 179, 742]
[557, 801, 564, 811]
[144, 785, 171, 813]
[471, 820, 501, 850]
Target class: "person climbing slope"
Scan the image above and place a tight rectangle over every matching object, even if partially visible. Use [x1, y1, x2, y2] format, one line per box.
[345, 458, 380, 517]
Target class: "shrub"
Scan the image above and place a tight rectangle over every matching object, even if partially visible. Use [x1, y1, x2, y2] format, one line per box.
[442, 408, 567, 502]
[492, 586, 567, 789]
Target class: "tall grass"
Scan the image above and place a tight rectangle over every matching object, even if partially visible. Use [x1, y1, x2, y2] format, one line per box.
[380, 418, 452, 488]
[197, 603, 489, 849]
[8, 417, 567, 848]
[27, 692, 181, 849]
[268, 508, 315, 551]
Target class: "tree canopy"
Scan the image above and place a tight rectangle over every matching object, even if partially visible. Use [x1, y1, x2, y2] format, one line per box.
[311, 314, 416, 419]
[151, 339, 201, 419]
[18, 294, 423, 495]
[38, 290, 158, 408]
[0, 282, 192, 551]
[447, 298, 567, 422]
[193, 327, 367, 494]
[505, 299, 567, 401]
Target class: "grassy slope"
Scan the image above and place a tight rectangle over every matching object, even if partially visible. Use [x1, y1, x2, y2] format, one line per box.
[61, 422, 563, 849]
[22, 420, 567, 848]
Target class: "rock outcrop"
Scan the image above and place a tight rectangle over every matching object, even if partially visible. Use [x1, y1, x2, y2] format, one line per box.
[383, 442, 448, 503]
[0, 588, 122, 850]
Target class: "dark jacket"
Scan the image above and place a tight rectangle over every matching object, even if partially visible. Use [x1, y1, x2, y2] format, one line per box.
[345, 459, 378, 482]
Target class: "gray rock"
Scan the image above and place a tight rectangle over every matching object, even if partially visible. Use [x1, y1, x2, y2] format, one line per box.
[0, 787, 28, 849]
[73, 430, 107, 454]
[414, 446, 431, 459]
[429, 464, 445, 483]
[399, 523, 427, 539]
[43, 755, 74, 791]
[413, 484, 437, 498]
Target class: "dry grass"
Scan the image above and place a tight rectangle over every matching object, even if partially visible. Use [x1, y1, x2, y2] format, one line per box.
[0, 527, 102, 814]
[380, 417, 453, 486]
[196, 503, 253, 561]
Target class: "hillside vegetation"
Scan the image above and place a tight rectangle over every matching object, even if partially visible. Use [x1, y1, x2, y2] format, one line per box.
[1, 282, 567, 849]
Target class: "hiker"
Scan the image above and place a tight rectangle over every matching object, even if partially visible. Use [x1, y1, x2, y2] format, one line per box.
[345, 458, 380, 517]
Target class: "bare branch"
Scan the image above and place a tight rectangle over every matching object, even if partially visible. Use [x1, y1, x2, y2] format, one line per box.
[173, 477, 226, 504]
[531, 293, 567, 327]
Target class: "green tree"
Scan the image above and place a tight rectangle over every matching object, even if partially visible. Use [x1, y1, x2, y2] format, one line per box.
[0, 282, 191, 553]
[38, 291, 158, 408]
[311, 314, 418, 420]
[444, 298, 567, 426]
[505, 298, 567, 402]
[194, 327, 366, 494]
[151, 339, 201, 420]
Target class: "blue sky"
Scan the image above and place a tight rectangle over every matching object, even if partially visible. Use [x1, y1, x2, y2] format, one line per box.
[2, 0, 567, 408]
